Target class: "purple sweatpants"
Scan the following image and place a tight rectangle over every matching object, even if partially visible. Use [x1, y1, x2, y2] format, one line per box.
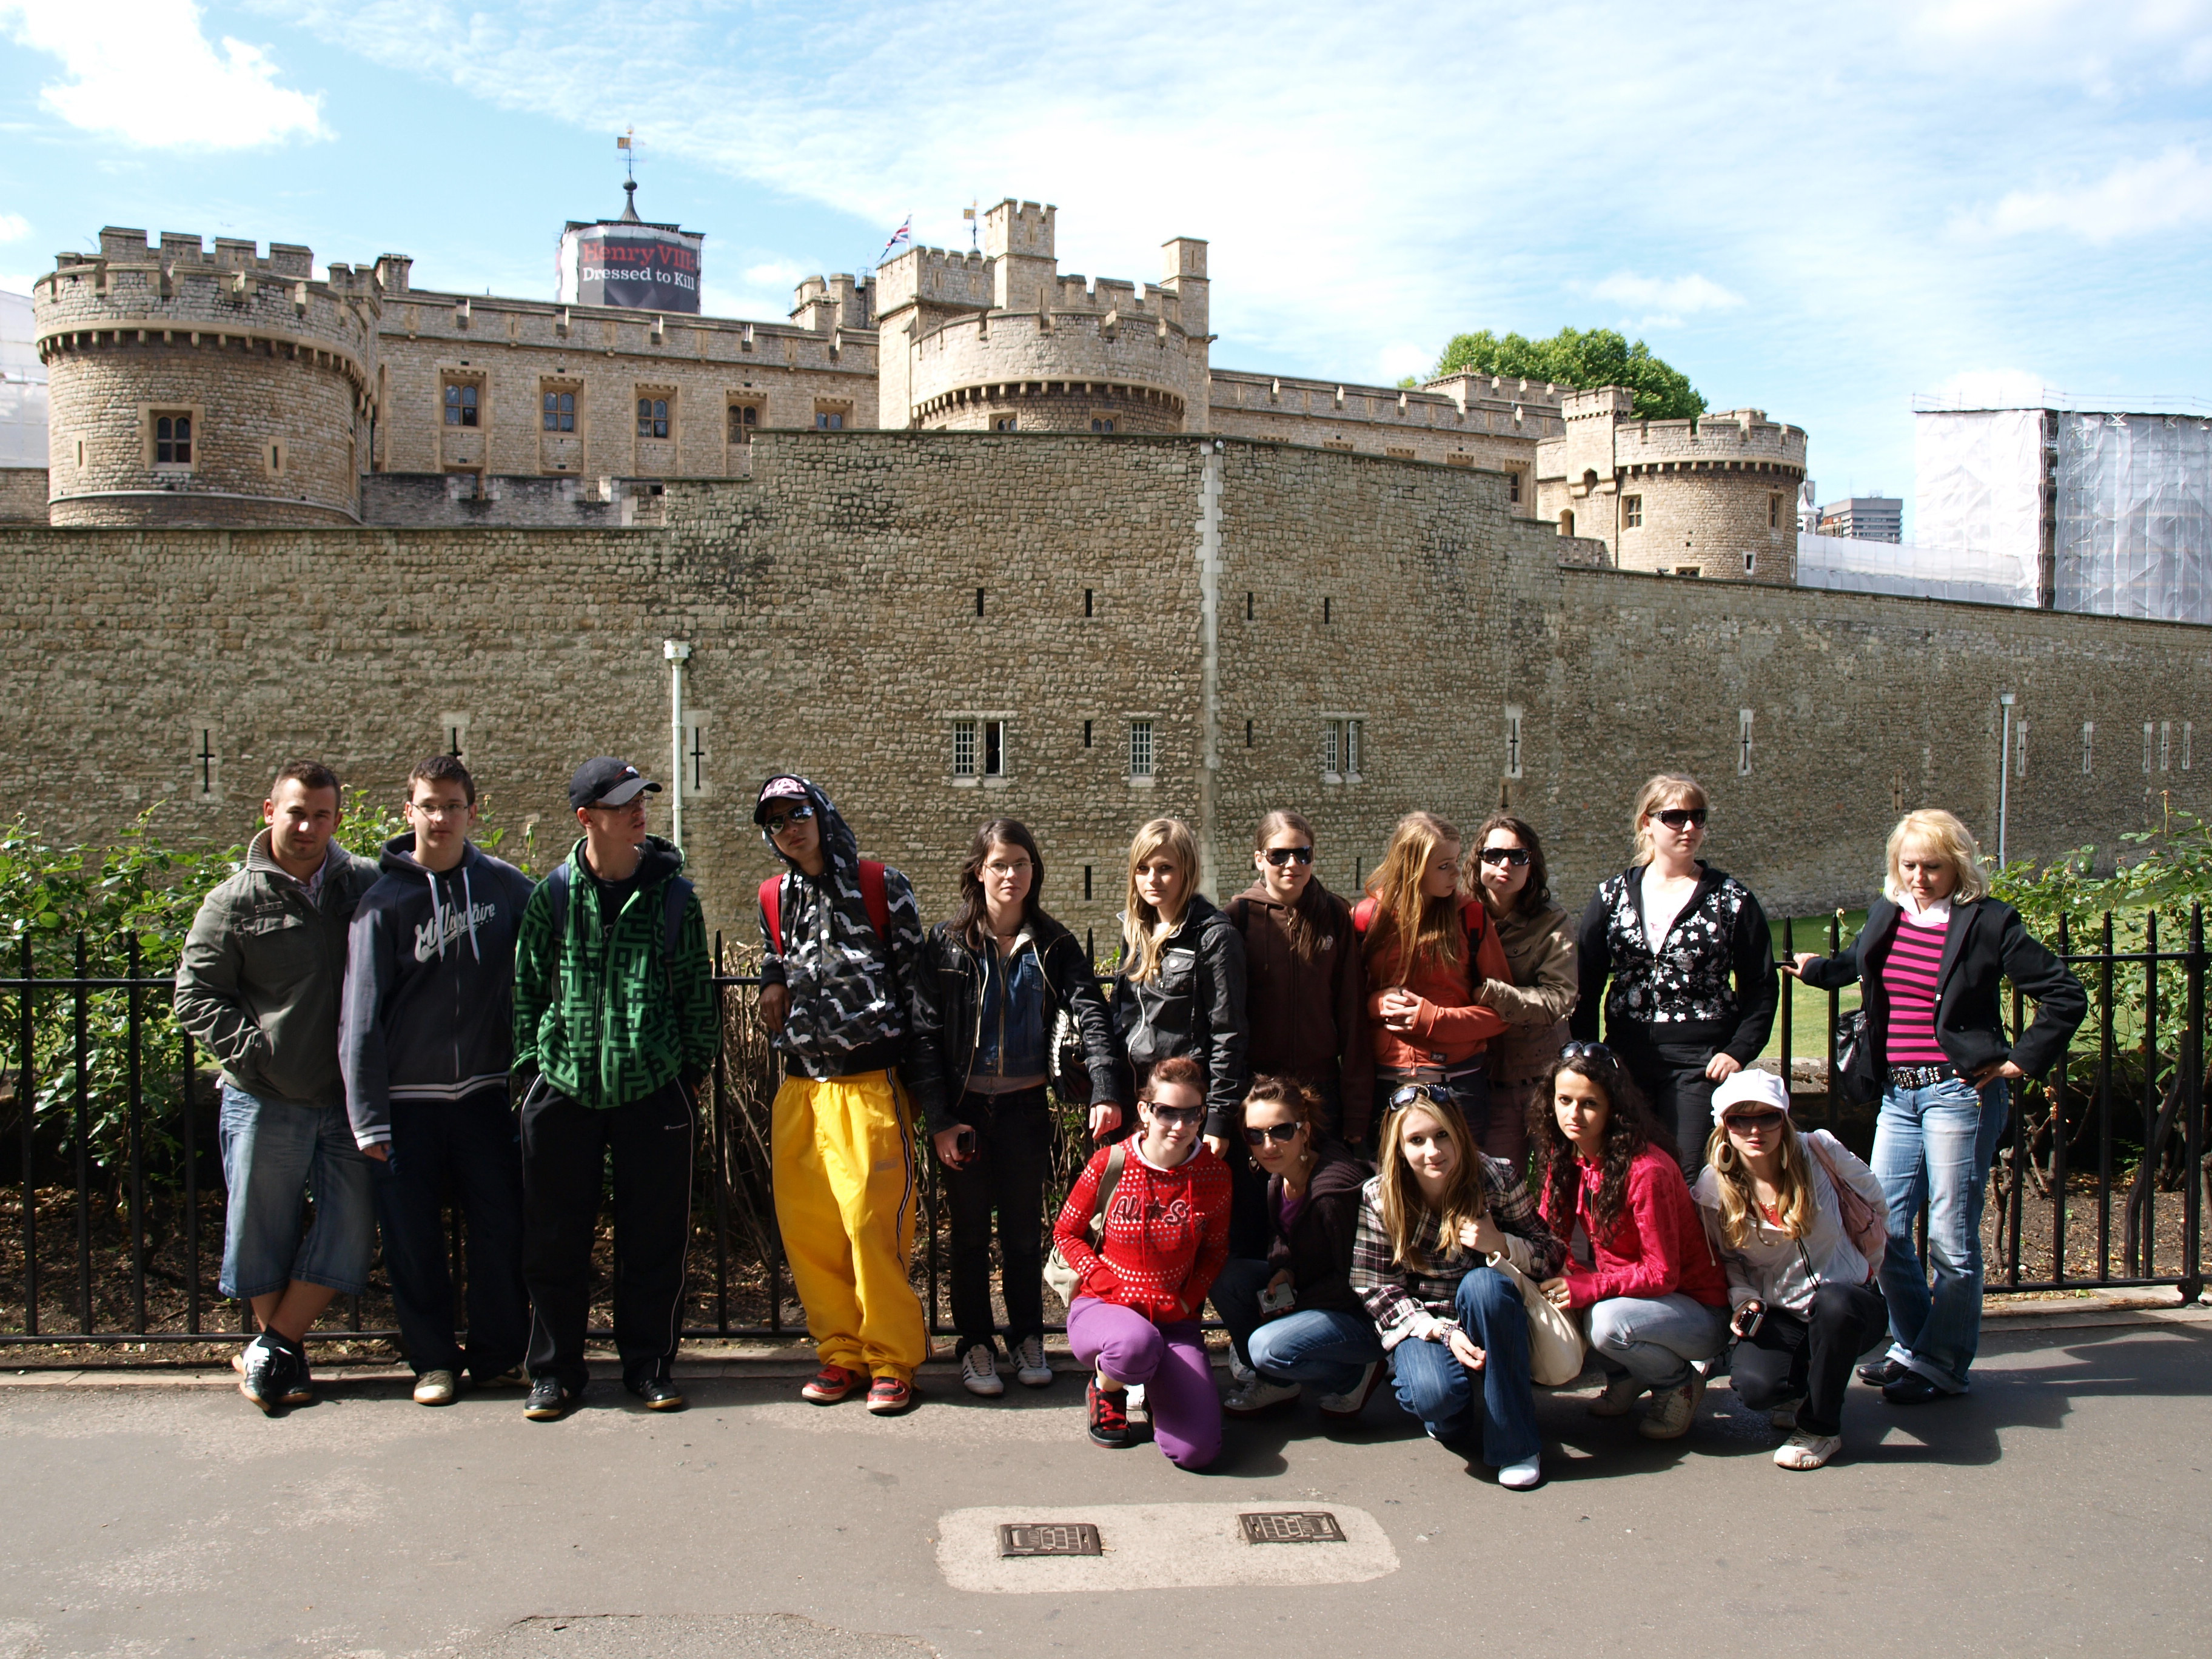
[1066, 1296, 1221, 1470]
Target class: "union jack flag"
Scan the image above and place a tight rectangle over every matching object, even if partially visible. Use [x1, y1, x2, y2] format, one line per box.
[877, 216, 913, 264]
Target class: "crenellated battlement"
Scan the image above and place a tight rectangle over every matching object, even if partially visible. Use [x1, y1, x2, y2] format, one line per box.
[874, 245, 993, 315]
[1614, 407, 1808, 468]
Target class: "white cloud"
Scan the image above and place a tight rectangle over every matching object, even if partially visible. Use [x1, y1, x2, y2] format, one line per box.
[1924, 369, 2062, 408]
[0, 214, 28, 242]
[0, 0, 328, 148]
[1376, 341, 1431, 381]
[1974, 147, 2212, 242]
[1578, 272, 1744, 329]
[743, 260, 810, 289]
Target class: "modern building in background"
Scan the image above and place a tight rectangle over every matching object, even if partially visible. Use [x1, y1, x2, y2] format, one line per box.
[0, 291, 46, 467]
[1815, 494, 1902, 542]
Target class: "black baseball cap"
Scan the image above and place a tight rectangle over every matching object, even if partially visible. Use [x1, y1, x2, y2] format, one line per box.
[569, 757, 662, 811]
[754, 774, 810, 824]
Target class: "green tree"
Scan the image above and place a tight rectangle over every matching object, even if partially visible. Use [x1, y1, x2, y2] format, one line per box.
[1430, 326, 1706, 423]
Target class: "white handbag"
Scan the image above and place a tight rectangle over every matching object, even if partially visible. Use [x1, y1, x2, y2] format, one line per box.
[1484, 1249, 1587, 1387]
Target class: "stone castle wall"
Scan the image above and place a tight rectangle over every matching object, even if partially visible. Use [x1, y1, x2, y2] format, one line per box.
[0, 468, 49, 522]
[1, 433, 2204, 948]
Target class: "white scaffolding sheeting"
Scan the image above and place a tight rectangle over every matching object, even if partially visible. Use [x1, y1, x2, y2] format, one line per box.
[2054, 411, 2212, 625]
[1914, 408, 2045, 569]
[1797, 532, 2036, 607]
[0, 291, 49, 470]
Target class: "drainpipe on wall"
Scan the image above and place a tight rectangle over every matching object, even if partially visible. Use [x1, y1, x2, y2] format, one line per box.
[1997, 691, 2015, 867]
[665, 639, 692, 853]
[1195, 441, 1224, 897]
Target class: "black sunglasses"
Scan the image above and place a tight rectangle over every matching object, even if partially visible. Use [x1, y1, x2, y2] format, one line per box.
[1560, 1041, 1615, 1061]
[762, 804, 817, 835]
[1654, 808, 1708, 830]
[1478, 846, 1531, 867]
[1726, 1110, 1788, 1131]
[1144, 1104, 1205, 1127]
[1388, 1082, 1451, 1111]
[1262, 846, 1315, 867]
[1242, 1122, 1302, 1146]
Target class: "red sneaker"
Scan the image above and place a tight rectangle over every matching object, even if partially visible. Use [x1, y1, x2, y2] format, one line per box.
[866, 1375, 916, 1415]
[802, 1363, 865, 1404]
[1087, 1377, 1131, 1448]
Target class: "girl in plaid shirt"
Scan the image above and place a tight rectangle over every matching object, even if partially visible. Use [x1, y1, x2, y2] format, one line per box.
[1350, 1082, 1563, 1489]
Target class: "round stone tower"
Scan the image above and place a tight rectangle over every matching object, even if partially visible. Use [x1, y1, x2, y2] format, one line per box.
[36, 228, 381, 527]
[1537, 387, 1808, 583]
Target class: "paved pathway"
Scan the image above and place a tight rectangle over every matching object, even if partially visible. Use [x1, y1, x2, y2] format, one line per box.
[1, 1306, 2205, 1658]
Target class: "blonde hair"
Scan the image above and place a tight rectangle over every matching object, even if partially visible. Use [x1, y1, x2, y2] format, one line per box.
[1885, 809, 1991, 904]
[1121, 817, 1201, 982]
[1375, 1088, 1488, 1270]
[1362, 812, 1464, 986]
[1631, 773, 1707, 863]
[1703, 1113, 1817, 1247]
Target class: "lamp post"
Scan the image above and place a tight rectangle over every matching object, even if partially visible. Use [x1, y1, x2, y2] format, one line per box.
[665, 640, 692, 852]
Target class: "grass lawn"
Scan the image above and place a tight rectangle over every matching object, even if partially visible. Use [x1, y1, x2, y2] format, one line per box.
[1760, 911, 1867, 1065]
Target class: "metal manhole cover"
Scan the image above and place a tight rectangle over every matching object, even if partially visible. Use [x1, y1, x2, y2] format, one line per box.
[1240, 1510, 1347, 1544]
[997, 1523, 1104, 1557]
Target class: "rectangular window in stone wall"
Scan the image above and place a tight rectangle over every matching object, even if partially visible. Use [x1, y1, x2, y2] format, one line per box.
[1509, 471, 1522, 503]
[1321, 717, 1364, 782]
[2082, 722, 2094, 774]
[814, 400, 851, 431]
[1738, 709, 1754, 776]
[681, 714, 711, 798]
[1623, 494, 1643, 529]
[1128, 720, 1155, 780]
[637, 395, 671, 440]
[153, 412, 193, 467]
[2015, 720, 2028, 777]
[727, 401, 760, 443]
[2160, 721, 2171, 772]
[443, 382, 480, 427]
[984, 720, 1006, 778]
[2144, 722, 2155, 773]
[542, 389, 577, 432]
[1769, 494, 1781, 528]
[952, 720, 977, 779]
[1504, 705, 1524, 780]
[2185, 722, 2194, 771]
[187, 719, 220, 802]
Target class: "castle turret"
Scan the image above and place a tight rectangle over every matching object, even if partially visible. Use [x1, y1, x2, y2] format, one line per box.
[36, 228, 380, 527]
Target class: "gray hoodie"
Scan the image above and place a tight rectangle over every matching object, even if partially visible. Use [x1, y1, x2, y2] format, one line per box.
[340, 834, 537, 1149]
[1692, 1129, 1886, 1315]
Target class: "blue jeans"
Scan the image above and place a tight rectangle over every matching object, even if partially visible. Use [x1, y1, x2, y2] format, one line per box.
[217, 1083, 377, 1299]
[1212, 1257, 1385, 1392]
[1587, 1292, 1729, 1392]
[1386, 1266, 1539, 1466]
[1872, 1074, 2006, 1393]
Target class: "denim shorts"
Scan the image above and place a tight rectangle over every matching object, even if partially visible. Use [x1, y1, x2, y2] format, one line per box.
[217, 1083, 377, 1299]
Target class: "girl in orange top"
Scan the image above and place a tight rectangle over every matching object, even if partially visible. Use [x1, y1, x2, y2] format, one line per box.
[1353, 812, 1514, 1159]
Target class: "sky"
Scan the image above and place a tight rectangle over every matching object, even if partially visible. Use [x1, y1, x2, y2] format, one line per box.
[4, 0, 2211, 531]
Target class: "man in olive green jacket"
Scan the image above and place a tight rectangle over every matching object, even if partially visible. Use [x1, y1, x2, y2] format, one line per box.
[175, 761, 380, 1414]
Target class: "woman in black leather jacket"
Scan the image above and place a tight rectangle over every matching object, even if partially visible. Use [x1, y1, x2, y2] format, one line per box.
[913, 818, 1125, 1398]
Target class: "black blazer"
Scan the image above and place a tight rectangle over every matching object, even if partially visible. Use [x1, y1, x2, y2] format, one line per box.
[1798, 895, 2086, 1093]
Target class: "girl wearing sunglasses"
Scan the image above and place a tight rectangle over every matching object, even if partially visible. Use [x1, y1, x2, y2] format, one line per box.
[1570, 773, 1778, 1175]
[1349, 1082, 1562, 1489]
[1692, 1070, 1888, 1470]
[1354, 812, 1513, 1164]
[1208, 1076, 1384, 1420]
[1053, 1056, 1231, 1469]
[1224, 810, 1372, 1146]
[1464, 813, 1577, 1173]
[1529, 1044, 1728, 1441]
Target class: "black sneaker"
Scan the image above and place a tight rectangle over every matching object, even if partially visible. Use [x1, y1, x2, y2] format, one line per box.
[524, 1376, 580, 1421]
[626, 1376, 686, 1412]
[1858, 1358, 1905, 1389]
[1086, 1377, 1131, 1449]
[238, 1334, 290, 1415]
[1881, 1369, 1949, 1406]
[278, 1340, 315, 1407]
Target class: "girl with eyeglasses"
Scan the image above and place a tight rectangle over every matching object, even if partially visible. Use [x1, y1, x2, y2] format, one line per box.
[1571, 774, 1778, 1175]
[1224, 810, 1372, 1145]
[1348, 1082, 1562, 1489]
[1053, 1056, 1232, 1468]
[913, 819, 1128, 1398]
[1354, 812, 1513, 1165]
[1209, 1076, 1384, 1420]
[1109, 817, 1249, 1157]
[1692, 1070, 1888, 1470]
[1529, 1044, 1729, 1441]
[1464, 813, 1577, 1174]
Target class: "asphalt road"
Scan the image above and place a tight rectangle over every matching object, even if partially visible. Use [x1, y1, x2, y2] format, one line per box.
[1, 1310, 2205, 1659]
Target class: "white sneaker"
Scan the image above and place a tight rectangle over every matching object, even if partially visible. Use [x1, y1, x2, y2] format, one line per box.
[1222, 1377, 1301, 1416]
[1228, 1356, 1256, 1387]
[1774, 1430, 1842, 1470]
[1587, 1372, 1644, 1418]
[959, 1346, 1004, 1397]
[1769, 1395, 1804, 1431]
[1639, 1371, 1706, 1439]
[1013, 1335, 1053, 1388]
[1316, 1362, 1384, 1420]
[1497, 1452, 1542, 1490]
[412, 1369, 458, 1406]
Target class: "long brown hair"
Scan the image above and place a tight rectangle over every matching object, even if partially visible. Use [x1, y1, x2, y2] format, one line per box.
[1121, 817, 1201, 982]
[1362, 811, 1464, 986]
[1466, 811, 1550, 915]
[1527, 1047, 1667, 1242]
[1704, 1113, 1817, 1246]
[1375, 1084, 1488, 1270]
[949, 818, 1053, 950]
[1252, 808, 1338, 964]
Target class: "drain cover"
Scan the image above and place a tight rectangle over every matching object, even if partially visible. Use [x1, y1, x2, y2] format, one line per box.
[997, 1523, 1104, 1558]
[1239, 1510, 1347, 1544]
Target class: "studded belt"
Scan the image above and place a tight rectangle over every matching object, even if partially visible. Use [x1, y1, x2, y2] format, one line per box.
[1888, 1062, 1957, 1089]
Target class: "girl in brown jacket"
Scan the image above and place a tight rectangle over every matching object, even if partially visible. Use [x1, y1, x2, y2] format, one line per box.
[1466, 813, 1578, 1173]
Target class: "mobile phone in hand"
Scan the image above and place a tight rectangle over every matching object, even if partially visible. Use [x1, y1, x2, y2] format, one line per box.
[1731, 1302, 1765, 1339]
[955, 1128, 977, 1159]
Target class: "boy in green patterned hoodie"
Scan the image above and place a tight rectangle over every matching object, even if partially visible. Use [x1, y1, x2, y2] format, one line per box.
[511, 757, 719, 1420]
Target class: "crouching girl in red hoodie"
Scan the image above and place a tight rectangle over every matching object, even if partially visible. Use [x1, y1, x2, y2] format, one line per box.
[1054, 1056, 1233, 1469]
[1531, 1043, 1729, 1441]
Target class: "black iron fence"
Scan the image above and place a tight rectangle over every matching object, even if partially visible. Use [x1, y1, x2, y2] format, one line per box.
[3, 911, 2204, 1351]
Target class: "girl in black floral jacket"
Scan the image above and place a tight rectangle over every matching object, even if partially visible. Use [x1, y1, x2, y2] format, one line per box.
[1569, 775, 1777, 1173]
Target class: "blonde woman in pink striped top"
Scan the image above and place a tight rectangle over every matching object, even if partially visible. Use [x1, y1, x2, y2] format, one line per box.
[1789, 811, 2083, 1407]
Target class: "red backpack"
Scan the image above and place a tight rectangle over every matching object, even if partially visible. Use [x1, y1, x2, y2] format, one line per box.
[759, 860, 890, 953]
